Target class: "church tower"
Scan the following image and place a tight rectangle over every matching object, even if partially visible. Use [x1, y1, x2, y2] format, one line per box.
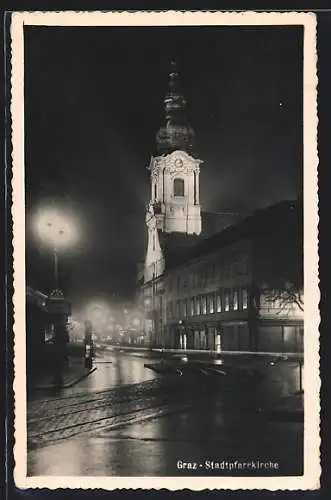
[144, 62, 203, 282]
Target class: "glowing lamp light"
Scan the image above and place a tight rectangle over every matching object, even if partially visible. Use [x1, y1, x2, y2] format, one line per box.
[32, 205, 80, 291]
[33, 207, 79, 251]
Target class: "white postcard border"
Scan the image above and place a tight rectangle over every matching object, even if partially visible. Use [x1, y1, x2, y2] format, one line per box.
[11, 10, 320, 491]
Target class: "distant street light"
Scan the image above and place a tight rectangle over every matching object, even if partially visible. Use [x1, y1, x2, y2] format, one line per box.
[85, 302, 109, 320]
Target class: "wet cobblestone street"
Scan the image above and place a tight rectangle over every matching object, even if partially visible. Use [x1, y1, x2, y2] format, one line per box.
[27, 350, 303, 476]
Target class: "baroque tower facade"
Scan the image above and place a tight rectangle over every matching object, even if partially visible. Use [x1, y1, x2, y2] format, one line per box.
[144, 62, 203, 282]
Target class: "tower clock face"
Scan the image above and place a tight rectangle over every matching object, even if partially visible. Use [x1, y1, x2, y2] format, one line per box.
[174, 158, 183, 167]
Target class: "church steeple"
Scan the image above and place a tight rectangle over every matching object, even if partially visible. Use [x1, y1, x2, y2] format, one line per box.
[144, 61, 203, 282]
[156, 62, 195, 155]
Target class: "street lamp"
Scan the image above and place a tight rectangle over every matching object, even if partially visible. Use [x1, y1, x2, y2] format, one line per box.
[32, 205, 79, 388]
[33, 207, 78, 292]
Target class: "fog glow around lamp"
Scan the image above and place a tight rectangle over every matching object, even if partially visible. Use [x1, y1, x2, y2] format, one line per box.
[33, 207, 79, 291]
[34, 208, 78, 251]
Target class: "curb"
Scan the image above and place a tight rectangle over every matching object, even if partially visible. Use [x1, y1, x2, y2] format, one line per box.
[152, 348, 303, 359]
[34, 366, 97, 390]
[63, 366, 97, 388]
[144, 363, 181, 375]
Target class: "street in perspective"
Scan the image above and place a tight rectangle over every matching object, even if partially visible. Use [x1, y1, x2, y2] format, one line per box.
[20, 16, 314, 479]
[27, 344, 304, 476]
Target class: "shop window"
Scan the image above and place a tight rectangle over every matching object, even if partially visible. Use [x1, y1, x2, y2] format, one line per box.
[224, 290, 230, 311]
[258, 325, 282, 352]
[193, 330, 199, 349]
[200, 330, 207, 349]
[233, 289, 238, 311]
[215, 333, 221, 353]
[242, 288, 248, 310]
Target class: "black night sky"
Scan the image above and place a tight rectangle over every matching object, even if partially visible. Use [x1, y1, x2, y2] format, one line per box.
[24, 25, 303, 309]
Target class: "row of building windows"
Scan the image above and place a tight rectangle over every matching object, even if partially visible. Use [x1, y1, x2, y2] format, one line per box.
[168, 258, 249, 292]
[167, 287, 248, 320]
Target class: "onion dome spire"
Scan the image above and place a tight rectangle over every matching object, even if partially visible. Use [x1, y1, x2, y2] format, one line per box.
[156, 61, 195, 155]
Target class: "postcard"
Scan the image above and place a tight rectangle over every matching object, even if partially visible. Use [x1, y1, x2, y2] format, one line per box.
[11, 10, 320, 490]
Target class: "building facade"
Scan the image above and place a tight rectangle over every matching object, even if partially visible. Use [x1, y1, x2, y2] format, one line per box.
[138, 63, 303, 354]
[141, 201, 303, 354]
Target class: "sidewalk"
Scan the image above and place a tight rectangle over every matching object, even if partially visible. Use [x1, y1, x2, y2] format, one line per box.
[261, 391, 304, 422]
[144, 354, 304, 421]
[152, 347, 303, 362]
[33, 357, 96, 390]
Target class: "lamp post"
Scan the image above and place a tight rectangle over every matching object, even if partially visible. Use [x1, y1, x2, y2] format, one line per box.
[33, 205, 78, 388]
[34, 207, 78, 293]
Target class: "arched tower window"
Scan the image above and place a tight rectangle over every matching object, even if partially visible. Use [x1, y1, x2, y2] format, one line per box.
[154, 182, 157, 200]
[173, 178, 184, 197]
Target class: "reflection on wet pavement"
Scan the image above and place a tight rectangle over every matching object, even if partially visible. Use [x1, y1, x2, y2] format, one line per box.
[27, 350, 304, 477]
[28, 407, 303, 476]
[64, 351, 159, 396]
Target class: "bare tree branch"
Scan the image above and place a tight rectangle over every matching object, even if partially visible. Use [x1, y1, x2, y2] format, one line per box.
[259, 281, 304, 314]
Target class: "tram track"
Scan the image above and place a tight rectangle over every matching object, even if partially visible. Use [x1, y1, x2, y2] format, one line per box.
[28, 379, 169, 419]
[28, 400, 198, 448]
[28, 376, 220, 448]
